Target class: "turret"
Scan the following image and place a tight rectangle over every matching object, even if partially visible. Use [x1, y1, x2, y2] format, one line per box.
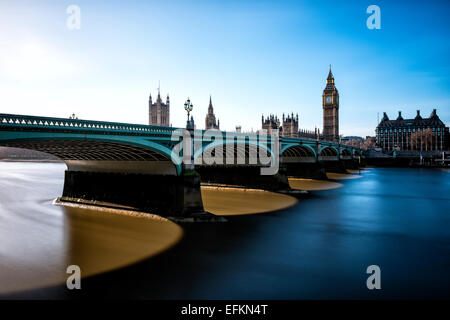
[327, 64, 334, 84]
[415, 110, 422, 119]
[208, 95, 214, 114]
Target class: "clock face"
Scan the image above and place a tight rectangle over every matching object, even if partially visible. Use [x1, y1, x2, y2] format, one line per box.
[325, 96, 332, 104]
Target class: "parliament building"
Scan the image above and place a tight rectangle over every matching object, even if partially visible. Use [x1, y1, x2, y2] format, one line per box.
[205, 96, 220, 130]
[149, 91, 170, 126]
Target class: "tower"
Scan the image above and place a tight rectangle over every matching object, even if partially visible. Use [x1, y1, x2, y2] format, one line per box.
[322, 65, 339, 142]
[149, 89, 170, 126]
[261, 114, 279, 135]
[205, 95, 220, 130]
[281, 112, 299, 138]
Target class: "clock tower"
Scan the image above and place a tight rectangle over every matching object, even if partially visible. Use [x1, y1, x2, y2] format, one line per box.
[322, 65, 339, 142]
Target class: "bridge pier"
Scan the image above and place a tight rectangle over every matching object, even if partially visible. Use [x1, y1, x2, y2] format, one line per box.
[322, 160, 348, 174]
[196, 165, 291, 192]
[60, 170, 207, 218]
[284, 162, 328, 180]
[343, 159, 360, 170]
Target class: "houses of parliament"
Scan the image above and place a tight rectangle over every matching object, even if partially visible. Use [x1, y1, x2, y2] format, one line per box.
[262, 66, 339, 141]
[148, 67, 339, 141]
[148, 90, 220, 130]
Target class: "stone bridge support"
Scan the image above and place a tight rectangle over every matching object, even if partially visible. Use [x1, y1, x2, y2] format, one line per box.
[322, 160, 348, 173]
[196, 165, 291, 192]
[61, 170, 205, 218]
[342, 159, 360, 170]
[283, 162, 328, 180]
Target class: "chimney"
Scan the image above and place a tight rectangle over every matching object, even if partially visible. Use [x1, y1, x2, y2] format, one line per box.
[417, 110, 420, 116]
[398, 111, 402, 117]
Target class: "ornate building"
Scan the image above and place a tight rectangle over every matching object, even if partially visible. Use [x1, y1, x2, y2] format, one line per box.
[322, 65, 339, 142]
[376, 109, 449, 151]
[261, 114, 280, 135]
[149, 91, 170, 126]
[205, 96, 220, 130]
[281, 113, 299, 138]
[299, 128, 320, 140]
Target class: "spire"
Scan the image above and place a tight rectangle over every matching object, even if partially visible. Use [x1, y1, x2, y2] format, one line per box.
[157, 80, 161, 99]
[327, 64, 334, 81]
[208, 95, 213, 114]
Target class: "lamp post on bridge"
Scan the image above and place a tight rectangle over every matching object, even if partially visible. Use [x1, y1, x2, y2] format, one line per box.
[184, 98, 193, 129]
[183, 98, 195, 172]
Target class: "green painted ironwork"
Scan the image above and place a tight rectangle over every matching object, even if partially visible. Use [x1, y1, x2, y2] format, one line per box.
[0, 113, 363, 175]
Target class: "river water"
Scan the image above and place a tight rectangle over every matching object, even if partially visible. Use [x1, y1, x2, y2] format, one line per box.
[1, 162, 449, 299]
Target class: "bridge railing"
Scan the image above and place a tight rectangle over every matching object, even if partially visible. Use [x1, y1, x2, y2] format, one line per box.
[0, 113, 177, 136]
[0, 113, 365, 157]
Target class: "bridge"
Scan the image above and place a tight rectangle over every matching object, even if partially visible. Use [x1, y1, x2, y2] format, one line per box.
[0, 113, 363, 218]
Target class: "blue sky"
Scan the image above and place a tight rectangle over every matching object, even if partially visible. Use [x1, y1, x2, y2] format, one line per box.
[0, 0, 449, 136]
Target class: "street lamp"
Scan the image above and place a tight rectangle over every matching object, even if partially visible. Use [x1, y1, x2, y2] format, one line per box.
[184, 98, 193, 129]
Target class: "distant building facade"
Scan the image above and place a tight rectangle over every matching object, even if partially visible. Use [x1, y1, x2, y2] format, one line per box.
[262, 113, 319, 139]
[323, 66, 339, 142]
[281, 113, 299, 138]
[149, 91, 170, 126]
[205, 96, 220, 130]
[376, 109, 449, 151]
[298, 128, 320, 140]
[261, 114, 280, 135]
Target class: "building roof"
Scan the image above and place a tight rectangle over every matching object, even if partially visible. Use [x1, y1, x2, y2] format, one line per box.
[324, 65, 338, 94]
[377, 109, 445, 128]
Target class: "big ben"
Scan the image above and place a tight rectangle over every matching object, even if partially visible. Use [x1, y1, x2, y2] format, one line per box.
[322, 65, 339, 142]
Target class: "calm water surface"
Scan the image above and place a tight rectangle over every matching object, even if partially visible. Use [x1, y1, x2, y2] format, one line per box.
[1, 162, 449, 299]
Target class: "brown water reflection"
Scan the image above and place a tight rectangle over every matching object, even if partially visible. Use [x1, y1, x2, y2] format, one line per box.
[0, 162, 182, 294]
[1, 204, 182, 294]
[201, 186, 297, 216]
[326, 172, 363, 180]
[288, 177, 343, 191]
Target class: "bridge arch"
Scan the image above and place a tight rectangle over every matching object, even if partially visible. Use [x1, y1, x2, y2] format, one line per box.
[0, 135, 182, 175]
[319, 146, 339, 157]
[281, 144, 316, 163]
[341, 149, 352, 156]
[194, 139, 275, 166]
